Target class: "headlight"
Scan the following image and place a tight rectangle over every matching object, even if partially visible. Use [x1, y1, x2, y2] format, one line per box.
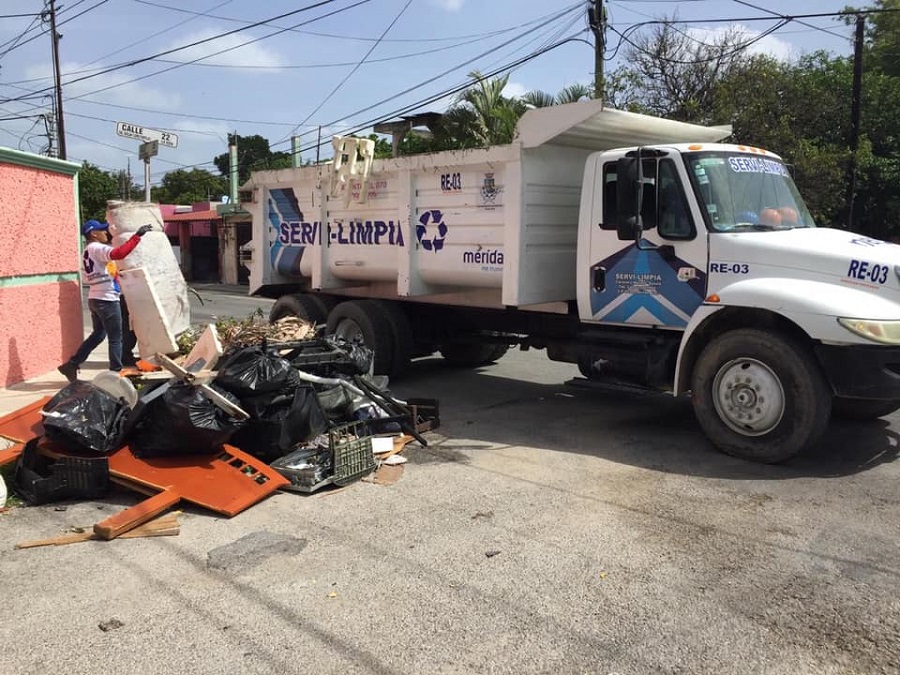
[838, 318, 900, 345]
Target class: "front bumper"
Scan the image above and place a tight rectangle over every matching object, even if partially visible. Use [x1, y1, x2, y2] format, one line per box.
[815, 344, 900, 400]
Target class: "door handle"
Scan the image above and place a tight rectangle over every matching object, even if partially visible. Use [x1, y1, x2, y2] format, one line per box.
[591, 265, 606, 292]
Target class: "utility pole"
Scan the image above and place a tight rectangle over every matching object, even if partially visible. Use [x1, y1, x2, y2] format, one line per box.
[588, 0, 606, 100]
[845, 13, 864, 232]
[47, 0, 66, 160]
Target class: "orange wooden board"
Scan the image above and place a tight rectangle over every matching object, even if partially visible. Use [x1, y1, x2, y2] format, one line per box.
[103, 445, 289, 517]
[0, 397, 51, 467]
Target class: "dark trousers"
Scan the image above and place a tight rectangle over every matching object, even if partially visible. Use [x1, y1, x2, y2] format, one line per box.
[68, 298, 124, 371]
[120, 297, 138, 364]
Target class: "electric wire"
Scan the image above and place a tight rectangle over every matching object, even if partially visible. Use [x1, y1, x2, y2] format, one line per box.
[284, 0, 414, 141]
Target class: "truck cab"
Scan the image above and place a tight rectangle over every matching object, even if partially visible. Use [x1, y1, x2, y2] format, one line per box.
[579, 143, 900, 461]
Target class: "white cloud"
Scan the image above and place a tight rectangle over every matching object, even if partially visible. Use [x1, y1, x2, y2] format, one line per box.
[26, 62, 182, 110]
[687, 24, 794, 61]
[162, 29, 286, 70]
[431, 0, 465, 11]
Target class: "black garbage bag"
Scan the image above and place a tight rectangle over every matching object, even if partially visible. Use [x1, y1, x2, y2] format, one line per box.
[324, 336, 373, 376]
[316, 383, 354, 421]
[231, 386, 328, 461]
[41, 381, 129, 455]
[281, 385, 329, 449]
[214, 346, 301, 398]
[130, 382, 246, 458]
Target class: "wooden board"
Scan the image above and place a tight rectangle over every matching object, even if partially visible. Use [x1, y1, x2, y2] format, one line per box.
[0, 397, 51, 467]
[93, 488, 180, 540]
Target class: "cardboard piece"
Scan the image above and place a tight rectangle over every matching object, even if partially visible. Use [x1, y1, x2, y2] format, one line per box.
[183, 324, 223, 372]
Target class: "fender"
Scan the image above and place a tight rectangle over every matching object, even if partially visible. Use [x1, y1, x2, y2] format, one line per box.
[673, 277, 900, 394]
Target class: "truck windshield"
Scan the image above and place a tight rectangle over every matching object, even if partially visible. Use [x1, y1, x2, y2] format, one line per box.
[684, 151, 816, 232]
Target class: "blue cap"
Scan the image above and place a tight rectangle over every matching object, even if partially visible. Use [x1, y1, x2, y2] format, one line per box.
[82, 219, 109, 236]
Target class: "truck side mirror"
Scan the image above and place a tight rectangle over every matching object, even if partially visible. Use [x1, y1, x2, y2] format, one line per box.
[615, 157, 642, 241]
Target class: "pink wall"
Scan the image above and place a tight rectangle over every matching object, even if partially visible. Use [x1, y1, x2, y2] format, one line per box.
[0, 163, 76, 275]
[0, 150, 81, 386]
[0, 283, 82, 386]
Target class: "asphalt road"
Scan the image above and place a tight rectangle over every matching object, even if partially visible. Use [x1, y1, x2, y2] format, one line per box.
[5, 285, 899, 675]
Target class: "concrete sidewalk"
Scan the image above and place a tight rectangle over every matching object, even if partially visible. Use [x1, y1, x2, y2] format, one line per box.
[0, 341, 119, 417]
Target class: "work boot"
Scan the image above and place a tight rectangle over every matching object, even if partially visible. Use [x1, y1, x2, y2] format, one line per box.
[57, 361, 78, 383]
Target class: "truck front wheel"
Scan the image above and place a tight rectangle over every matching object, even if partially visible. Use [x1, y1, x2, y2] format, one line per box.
[691, 329, 831, 463]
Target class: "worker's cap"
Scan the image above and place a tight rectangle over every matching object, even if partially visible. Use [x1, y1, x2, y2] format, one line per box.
[81, 219, 109, 236]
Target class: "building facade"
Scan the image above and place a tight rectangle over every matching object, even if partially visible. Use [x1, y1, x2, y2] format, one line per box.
[0, 148, 82, 386]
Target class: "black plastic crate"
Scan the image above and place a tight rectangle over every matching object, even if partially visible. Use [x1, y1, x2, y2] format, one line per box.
[14, 439, 110, 505]
[269, 339, 364, 376]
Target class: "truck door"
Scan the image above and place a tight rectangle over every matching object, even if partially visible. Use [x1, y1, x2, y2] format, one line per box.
[583, 154, 708, 329]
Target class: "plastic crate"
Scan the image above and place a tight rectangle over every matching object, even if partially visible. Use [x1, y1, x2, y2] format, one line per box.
[271, 420, 375, 493]
[269, 338, 361, 376]
[14, 439, 110, 505]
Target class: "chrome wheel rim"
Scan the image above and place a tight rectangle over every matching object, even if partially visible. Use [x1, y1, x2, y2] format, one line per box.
[712, 358, 785, 436]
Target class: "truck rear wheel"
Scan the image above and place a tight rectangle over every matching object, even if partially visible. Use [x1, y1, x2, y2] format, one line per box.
[325, 300, 395, 376]
[691, 329, 831, 463]
[269, 293, 331, 327]
[832, 397, 900, 421]
[370, 299, 414, 377]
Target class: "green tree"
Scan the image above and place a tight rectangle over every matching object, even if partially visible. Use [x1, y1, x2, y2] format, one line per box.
[607, 20, 752, 123]
[78, 162, 137, 221]
[213, 134, 291, 184]
[151, 168, 227, 205]
[443, 71, 527, 147]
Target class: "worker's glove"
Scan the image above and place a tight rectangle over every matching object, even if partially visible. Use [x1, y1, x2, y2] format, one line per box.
[136, 224, 153, 237]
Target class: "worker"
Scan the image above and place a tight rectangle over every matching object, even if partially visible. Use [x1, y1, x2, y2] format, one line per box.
[58, 220, 153, 382]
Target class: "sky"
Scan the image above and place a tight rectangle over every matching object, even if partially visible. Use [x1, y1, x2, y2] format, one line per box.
[0, 0, 859, 188]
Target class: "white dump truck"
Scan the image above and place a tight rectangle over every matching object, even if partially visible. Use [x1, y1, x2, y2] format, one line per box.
[241, 100, 900, 463]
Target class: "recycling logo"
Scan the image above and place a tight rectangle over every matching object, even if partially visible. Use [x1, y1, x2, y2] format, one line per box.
[416, 209, 448, 252]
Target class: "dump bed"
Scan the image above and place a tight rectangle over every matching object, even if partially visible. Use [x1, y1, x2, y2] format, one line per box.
[244, 101, 729, 309]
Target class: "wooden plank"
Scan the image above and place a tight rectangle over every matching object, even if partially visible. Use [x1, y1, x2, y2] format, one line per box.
[0, 397, 51, 467]
[93, 488, 180, 540]
[16, 512, 181, 549]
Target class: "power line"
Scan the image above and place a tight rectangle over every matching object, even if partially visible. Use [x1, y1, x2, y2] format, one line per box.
[732, 0, 849, 41]
[0, 0, 346, 104]
[61, 0, 373, 106]
[0, 0, 110, 62]
[285, 0, 414, 141]
[79, 0, 236, 69]
[132, 0, 560, 44]
[3, 6, 571, 83]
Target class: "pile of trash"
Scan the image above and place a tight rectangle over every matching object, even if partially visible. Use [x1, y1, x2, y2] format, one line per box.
[0, 323, 438, 545]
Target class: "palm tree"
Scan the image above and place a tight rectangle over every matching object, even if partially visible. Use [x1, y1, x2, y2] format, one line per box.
[522, 83, 594, 108]
[445, 71, 527, 147]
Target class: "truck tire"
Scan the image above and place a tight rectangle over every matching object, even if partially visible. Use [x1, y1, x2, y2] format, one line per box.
[691, 329, 831, 463]
[440, 342, 501, 368]
[325, 300, 394, 376]
[832, 397, 900, 421]
[269, 293, 331, 327]
[486, 345, 509, 362]
[369, 299, 414, 377]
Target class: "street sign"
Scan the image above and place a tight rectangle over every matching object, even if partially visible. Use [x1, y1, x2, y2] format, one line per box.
[138, 140, 159, 160]
[116, 121, 179, 148]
